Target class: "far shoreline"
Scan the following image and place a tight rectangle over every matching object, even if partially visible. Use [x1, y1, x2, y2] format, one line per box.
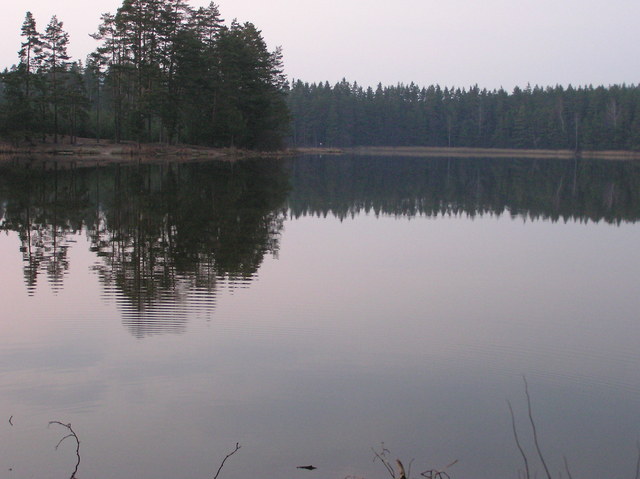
[293, 145, 640, 161]
[2, 139, 640, 164]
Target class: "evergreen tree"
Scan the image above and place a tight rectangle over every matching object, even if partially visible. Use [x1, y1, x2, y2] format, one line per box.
[41, 15, 71, 143]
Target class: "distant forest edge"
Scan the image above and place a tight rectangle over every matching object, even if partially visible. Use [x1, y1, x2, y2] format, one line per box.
[287, 80, 640, 151]
[1, 2, 640, 153]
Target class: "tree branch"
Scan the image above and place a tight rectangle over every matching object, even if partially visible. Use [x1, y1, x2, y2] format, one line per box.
[523, 377, 552, 479]
[48, 421, 80, 479]
[213, 442, 241, 479]
[508, 399, 530, 479]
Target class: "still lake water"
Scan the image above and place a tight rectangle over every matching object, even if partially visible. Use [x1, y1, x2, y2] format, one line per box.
[1, 155, 639, 479]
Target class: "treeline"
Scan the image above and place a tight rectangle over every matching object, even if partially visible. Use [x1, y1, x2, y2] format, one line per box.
[288, 80, 640, 150]
[0, 1, 289, 149]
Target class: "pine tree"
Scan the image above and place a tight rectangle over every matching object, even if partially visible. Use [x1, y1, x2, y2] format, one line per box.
[41, 15, 71, 143]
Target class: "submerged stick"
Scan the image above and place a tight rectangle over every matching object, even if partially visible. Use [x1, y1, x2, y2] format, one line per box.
[48, 421, 80, 479]
[213, 442, 241, 479]
[635, 442, 640, 479]
[563, 455, 574, 479]
[372, 445, 396, 479]
[508, 399, 530, 479]
[523, 377, 552, 479]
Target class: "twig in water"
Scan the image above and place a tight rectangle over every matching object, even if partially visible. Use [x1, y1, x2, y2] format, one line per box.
[508, 399, 530, 479]
[563, 455, 574, 479]
[372, 444, 397, 479]
[8, 415, 13, 426]
[213, 442, 241, 479]
[635, 441, 640, 479]
[396, 459, 407, 479]
[48, 421, 80, 479]
[523, 377, 552, 479]
[421, 459, 458, 479]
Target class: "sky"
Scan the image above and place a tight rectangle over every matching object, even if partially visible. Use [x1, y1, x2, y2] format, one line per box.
[1, 0, 639, 91]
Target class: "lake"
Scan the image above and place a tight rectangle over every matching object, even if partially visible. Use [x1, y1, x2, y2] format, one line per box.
[0, 154, 639, 479]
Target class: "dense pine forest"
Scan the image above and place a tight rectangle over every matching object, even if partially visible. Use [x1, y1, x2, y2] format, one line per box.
[0, 1, 289, 150]
[1, 2, 639, 152]
[287, 80, 640, 151]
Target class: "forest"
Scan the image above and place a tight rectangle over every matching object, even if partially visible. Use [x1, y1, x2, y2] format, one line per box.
[0, 1, 289, 150]
[287, 80, 640, 151]
[1, 2, 640, 152]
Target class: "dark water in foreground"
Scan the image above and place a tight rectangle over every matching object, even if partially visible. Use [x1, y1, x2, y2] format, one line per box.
[0, 155, 639, 479]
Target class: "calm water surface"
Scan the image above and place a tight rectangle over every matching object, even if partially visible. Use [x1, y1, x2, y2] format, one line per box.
[1, 155, 640, 479]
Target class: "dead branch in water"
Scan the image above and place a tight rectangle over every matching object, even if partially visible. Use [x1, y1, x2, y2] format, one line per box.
[48, 421, 80, 479]
[372, 444, 455, 479]
[511, 378, 640, 479]
[523, 377, 552, 479]
[372, 443, 401, 478]
[420, 459, 458, 479]
[213, 442, 241, 479]
[508, 399, 530, 479]
[563, 455, 574, 479]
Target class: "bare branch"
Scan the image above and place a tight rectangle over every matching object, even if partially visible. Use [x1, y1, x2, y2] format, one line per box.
[523, 377, 552, 479]
[420, 459, 458, 479]
[372, 445, 396, 479]
[48, 421, 80, 479]
[54, 433, 75, 450]
[562, 456, 573, 479]
[407, 458, 415, 479]
[396, 459, 406, 479]
[213, 442, 241, 479]
[508, 399, 530, 479]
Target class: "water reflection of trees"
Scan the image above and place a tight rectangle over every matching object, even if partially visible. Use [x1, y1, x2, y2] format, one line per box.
[0, 158, 290, 337]
[286, 155, 640, 224]
[2, 154, 640, 334]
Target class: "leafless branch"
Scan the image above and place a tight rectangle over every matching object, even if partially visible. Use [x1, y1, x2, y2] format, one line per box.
[420, 459, 458, 479]
[48, 421, 80, 479]
[213, 442, 241, 479]
[508, 399, 530, 479]
[562, 456, 573, 479]
[396, 459, 407, 479]
[523, 377, 552, 479]
[406, 458, 415, 479]
[372, 444, 396, 479]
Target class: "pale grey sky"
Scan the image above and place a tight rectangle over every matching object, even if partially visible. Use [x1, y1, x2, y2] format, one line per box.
[1, 0, 639, 91]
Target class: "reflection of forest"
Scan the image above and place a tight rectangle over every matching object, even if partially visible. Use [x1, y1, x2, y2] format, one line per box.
[1, 155, 639, 334]
[0, 158, 290, 337]
[287, 155, 640, 224]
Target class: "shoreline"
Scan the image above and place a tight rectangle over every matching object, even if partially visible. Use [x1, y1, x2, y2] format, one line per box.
[293, 145, 640, 161]
[2, 140, 640, 164]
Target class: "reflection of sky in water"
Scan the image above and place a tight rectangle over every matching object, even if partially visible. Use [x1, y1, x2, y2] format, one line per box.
[1, 212, 640, 479]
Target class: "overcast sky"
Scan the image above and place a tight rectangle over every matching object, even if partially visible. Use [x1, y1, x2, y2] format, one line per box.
[1, 0, 639, 91]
